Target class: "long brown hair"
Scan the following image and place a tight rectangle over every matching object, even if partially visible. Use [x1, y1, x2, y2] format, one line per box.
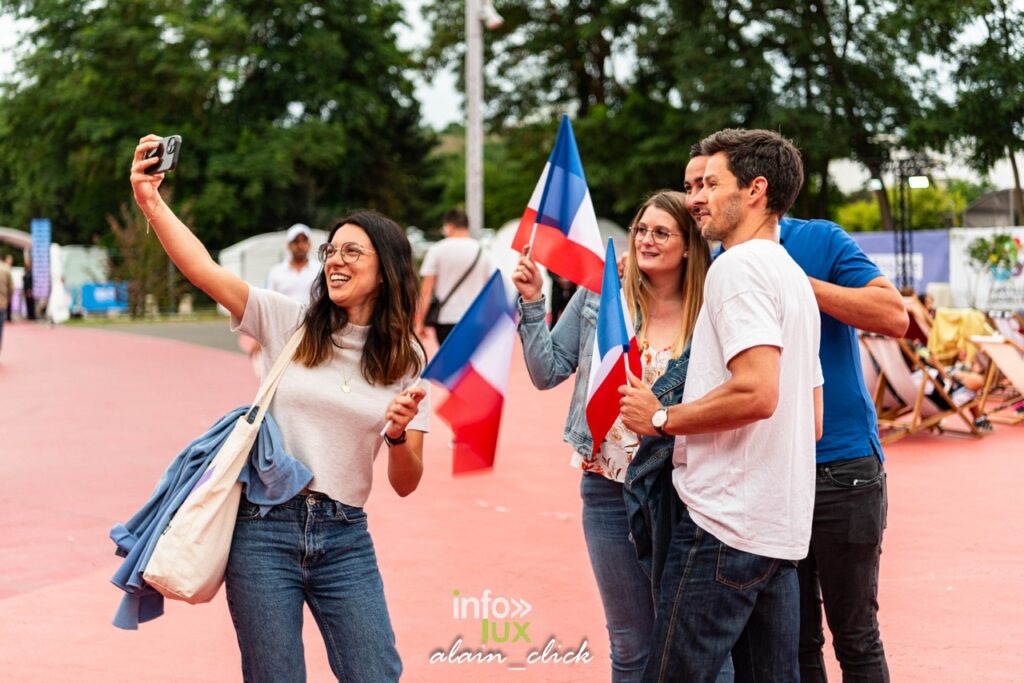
[622, 190, 711, 357]
[293, 210, 424, 385]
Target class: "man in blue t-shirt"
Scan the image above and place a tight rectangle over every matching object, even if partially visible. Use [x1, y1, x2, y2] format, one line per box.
[683, 148, 908, 681]
[779, 216, 907, 681]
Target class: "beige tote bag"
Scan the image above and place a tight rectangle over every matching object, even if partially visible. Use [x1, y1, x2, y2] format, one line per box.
[143, 327, 304, 604]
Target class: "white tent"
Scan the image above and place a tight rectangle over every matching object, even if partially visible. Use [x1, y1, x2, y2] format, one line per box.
[0, 227, 31, 251]
[218, 229, 329, 290]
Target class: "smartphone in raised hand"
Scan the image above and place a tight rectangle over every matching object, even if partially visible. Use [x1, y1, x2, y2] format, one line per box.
[144, 135, 182, 175]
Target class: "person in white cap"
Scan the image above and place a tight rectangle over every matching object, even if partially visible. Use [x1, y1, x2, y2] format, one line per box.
[238, 223, 319, 374]
[266, 223, 319, 305]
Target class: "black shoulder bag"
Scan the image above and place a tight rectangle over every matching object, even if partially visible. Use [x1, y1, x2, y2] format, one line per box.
[424, 245, 483, 328]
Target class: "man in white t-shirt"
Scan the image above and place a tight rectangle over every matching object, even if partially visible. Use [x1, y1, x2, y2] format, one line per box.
[415, 208, 494, 344]
[265, 223, 319, 304]
[620, 129, 823, 682]
[239, 223, 319, 373]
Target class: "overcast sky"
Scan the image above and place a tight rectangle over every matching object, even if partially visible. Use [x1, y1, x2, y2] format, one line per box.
[1, 4, 1020, 194]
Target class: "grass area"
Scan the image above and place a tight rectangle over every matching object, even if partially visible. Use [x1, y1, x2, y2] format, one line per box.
[63, 307, 227, 326]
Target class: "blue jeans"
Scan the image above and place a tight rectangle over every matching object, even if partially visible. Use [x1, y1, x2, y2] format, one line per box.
[643, 509, 799, 683]
[225, 493, 401, 682]
[581, 472, 656, 682]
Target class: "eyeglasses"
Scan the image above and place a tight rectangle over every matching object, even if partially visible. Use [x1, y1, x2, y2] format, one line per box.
[317, 242, 376, 264]
[631, 226, 682, 244]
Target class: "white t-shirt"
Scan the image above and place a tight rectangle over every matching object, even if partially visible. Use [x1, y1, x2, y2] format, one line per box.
[672, 239, 823, 561]
[232, 287, 430, 507]
[265, 259, 320, 305]
[419, 237, 494, 324]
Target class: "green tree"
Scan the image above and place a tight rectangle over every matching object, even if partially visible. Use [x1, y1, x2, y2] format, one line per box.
[420, 1, 707, 226]
[0, 0, 436, 248]
[421, 0, 647, 128]
[947, 0, 1024, 222]
[836, 184, 968, 232]
[635, 1, 948, 224]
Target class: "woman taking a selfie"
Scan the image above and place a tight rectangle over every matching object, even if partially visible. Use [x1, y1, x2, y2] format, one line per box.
[512, 190, 710, 681]
[130, 134, 428, 682]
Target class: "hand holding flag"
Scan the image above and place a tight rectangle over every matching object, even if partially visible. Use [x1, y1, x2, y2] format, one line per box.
[618, 368, 662, 437]
[511, 245, 543, 302]
[382, 383, 428, 441]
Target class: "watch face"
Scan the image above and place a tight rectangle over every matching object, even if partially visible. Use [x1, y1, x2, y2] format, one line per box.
[653, 409, 667, 428]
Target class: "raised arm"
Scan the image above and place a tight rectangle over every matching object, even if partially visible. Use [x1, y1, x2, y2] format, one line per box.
[130, 135, 249, 320]
[808, 275, 909, 338]
[513, 249, 584, 389]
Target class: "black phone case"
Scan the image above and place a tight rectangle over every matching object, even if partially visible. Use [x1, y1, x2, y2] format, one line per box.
[144, 135, 182, 175]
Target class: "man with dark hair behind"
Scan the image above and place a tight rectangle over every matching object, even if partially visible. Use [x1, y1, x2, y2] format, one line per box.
[681, 131, 907, 681]
[620, 128, 823, 682]
[416, 208, 494, 345]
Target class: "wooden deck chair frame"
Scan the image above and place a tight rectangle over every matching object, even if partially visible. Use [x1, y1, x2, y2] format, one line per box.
[858, 335, 901, 419]
[860, 334, 983, 445]
[989, 311, 1024, 351]
[971, 335, 1024, 426]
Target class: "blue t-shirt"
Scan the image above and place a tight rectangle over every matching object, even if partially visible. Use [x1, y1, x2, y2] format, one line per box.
[780, 217, 884, 464]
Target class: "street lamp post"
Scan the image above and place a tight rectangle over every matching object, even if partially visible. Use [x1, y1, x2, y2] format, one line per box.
[887, 156, 936, 293]
[465, 0, 483, 238]
[465, 1, 502, 239]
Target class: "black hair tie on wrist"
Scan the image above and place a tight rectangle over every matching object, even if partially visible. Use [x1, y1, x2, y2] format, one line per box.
[384, 430, 408, 446]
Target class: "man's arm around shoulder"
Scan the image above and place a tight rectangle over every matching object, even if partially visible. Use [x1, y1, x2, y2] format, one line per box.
[808, 275, 908, 337]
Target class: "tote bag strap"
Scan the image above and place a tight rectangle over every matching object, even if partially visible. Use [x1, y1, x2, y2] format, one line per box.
[244, 326, 305, 426]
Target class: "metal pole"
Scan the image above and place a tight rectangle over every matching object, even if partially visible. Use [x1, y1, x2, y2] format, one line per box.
[465, 0, 484, 238]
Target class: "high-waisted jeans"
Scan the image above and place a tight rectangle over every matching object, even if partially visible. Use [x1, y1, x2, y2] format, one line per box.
[225, 492, 401, 682]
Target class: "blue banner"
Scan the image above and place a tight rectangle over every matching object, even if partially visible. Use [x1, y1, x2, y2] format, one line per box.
[848, 229, 949, 293]
[30, 218, 52, 300]
[80, 282, 129, 314]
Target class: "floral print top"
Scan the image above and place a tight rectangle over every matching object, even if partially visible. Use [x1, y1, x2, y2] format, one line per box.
[571, 340, 674, 482]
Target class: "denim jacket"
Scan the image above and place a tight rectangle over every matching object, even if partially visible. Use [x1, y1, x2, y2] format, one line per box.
[623, 344, 691, 598]
[517, 288, 603, 455]
[110, 408, 312, 630]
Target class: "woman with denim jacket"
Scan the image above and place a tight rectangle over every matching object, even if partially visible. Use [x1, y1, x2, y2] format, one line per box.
[512, 191, 709, 682]
[131, 135, 427, 681]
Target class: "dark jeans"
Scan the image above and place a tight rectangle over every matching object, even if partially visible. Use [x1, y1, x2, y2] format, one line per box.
[643, 509, 799, 683]
[798, 454, 889, 682]
[434, 323, 455, 345]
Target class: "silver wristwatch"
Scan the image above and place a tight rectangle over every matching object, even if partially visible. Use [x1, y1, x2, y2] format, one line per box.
[651, 408, 671, 438]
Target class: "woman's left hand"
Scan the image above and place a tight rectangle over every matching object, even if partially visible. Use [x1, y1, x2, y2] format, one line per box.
[385, 385, 427, 440]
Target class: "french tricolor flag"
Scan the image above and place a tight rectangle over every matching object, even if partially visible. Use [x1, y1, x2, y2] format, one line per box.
[585, 239, 642, 455]
[511, 115, 605, 293]
[422, 271, 516, 473]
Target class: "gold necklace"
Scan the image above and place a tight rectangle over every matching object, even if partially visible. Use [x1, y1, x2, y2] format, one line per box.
[332, 338, 356, 393]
